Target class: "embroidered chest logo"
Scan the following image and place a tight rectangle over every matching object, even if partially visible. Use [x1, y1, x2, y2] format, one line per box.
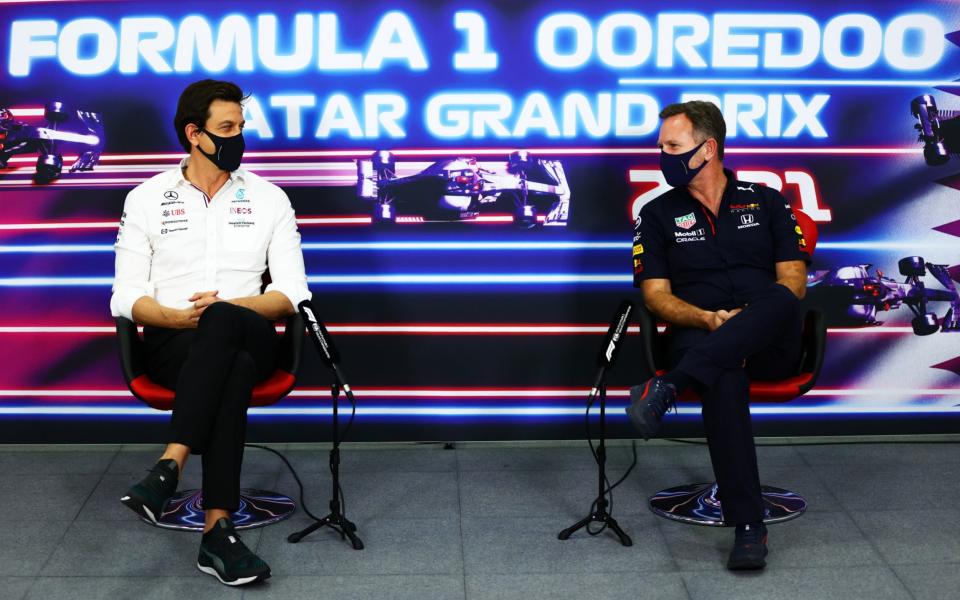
[737, 213, 760, 230]
[674, 212, 697, 230]
[730, 202, 759, 212]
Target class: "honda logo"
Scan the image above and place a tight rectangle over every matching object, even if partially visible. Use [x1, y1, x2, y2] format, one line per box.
[741, 214, 754, 225]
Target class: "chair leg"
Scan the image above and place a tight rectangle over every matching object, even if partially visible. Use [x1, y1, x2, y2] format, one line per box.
[136, 488, 296, 531]
[648, 482, 806, 526]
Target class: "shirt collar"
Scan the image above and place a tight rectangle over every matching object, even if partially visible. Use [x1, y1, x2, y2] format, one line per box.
[672, 168, 737, 205]
[173, 156, 247, 188]
[722, 168, 737, 192]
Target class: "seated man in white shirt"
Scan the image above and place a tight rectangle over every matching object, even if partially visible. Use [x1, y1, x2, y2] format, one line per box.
[110, 79, 310, 586]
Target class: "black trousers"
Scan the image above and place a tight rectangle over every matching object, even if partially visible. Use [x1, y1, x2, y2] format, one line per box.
[667, 283, 803, 525]
[143, 302, 278, 511]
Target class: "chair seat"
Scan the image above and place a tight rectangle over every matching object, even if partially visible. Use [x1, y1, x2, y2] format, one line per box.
[130, 369, 295, 411]
[655, 371, 818, 403]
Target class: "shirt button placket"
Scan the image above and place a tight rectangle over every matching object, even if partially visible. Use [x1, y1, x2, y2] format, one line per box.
[204, 198, 217, 290]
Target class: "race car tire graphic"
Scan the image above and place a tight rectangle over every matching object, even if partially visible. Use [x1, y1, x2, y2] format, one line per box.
[911, 95, 952, 166]
[372, 202, 397, 225]
[925, 143, 950, 166]
[515, 203, 537, 228]
[36, 153, 62, 181]
[899, 256, 926, 278]
[44, 101, 68, 123]
[912, 313, 939, 336]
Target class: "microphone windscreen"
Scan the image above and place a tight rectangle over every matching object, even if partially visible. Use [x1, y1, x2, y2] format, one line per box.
[298, 300, 340, 367]
[597, 300, 634, 367]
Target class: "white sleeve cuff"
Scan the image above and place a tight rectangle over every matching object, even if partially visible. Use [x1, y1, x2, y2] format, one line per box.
[264, 280, 311, 311]
[110, 283, 154, 321]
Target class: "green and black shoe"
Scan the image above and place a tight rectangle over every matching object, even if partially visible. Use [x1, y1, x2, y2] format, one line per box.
[120, 458, 179, 524]
[197, 518, 271, 586]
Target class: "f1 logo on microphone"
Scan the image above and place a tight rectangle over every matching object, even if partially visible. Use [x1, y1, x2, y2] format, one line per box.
[605, 339, 617, 362]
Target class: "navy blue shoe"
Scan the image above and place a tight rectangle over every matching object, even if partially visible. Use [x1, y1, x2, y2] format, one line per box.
[625, 376, 677, 440]
[727, 522, 768, 570]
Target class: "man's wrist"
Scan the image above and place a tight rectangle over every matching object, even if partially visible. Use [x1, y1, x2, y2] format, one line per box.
[698, 309, 714, 330]
[160, 305, 184, 329]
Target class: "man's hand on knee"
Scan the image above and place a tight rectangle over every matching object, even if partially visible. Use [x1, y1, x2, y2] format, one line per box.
[190, 290, 223, 317]
[707, 308, 742, 331]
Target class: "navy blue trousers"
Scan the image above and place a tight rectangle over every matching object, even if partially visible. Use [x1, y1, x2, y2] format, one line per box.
[667, 283, 803, 524]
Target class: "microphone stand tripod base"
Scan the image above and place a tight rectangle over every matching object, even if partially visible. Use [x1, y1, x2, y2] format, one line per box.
[287, 505, 364, 550]
[558, 380, 632, 547]
[286, 381, 364, 550]
[558, 501, 633, 547]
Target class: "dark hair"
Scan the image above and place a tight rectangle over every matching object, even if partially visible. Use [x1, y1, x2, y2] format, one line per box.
[658, 100, 726, 160]
[173, 79, 247, 153]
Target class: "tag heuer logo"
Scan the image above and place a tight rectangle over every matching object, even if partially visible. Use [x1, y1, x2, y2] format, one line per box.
[675, 212, 696, 229]
[164, 190, 178, 200]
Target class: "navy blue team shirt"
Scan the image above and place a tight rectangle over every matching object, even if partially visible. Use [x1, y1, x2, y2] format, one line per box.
[633, 168, 809, 312]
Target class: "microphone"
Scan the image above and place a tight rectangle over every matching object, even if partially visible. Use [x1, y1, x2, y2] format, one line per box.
[298, 299, 340, 367]
[589, 300, 634, 399]
[597, 300, 634, 368]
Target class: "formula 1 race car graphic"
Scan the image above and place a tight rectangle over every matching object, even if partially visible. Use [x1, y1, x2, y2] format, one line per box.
[0, 102, 104, 181]
[807, 257, 960, 335]
[912, 95, 960, 166]
[356, 150, 570, 227]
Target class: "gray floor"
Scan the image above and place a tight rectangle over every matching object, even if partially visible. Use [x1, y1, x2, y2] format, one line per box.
[1, 436, 958, 600]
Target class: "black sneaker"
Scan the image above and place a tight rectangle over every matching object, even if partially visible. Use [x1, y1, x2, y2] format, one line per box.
[625, 376, 677, 440]
[197, 518, 271, 586]
[120, 458, 179, 524]
[727, 522, 768, 570]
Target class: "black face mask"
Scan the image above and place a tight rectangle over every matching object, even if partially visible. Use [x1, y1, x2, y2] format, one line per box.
[198, 128, 244, 172]
[659, 140, 708, 188]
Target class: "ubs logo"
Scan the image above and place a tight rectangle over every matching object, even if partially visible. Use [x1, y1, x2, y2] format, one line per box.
[164, 190, 178, 200]
[741, 214, 755, 225]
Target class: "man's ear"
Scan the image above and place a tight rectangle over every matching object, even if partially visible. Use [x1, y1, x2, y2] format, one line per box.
[703, 138, 718, 162]
[184, 123, 202, 148]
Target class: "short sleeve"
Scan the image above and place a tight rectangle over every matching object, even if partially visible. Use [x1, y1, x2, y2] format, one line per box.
[767, 189, 810, 265]
[633, 202, 670, 287]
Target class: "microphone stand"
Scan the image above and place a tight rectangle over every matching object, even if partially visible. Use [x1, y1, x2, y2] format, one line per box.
[287, 363, 364, 550]
[558, 365, 633, 547]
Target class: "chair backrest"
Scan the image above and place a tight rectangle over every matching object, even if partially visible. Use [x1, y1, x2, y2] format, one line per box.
[114, 317, 145, 382]
[795, 209, 818, 256]
[115, 311, 306, 410]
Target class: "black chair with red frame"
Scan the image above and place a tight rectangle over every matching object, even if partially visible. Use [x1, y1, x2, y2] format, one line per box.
[637, 209, 826, 526]
[114, 312, 303, 531]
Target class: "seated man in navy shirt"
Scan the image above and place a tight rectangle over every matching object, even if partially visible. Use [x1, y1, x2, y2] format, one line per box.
[627, 101, 809, 570]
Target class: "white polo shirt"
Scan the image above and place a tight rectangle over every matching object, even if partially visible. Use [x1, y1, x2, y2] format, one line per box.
[110, 158, 311, 321]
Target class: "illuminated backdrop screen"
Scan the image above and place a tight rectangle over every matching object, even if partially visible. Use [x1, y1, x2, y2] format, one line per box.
[1, 0, 959, 442]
